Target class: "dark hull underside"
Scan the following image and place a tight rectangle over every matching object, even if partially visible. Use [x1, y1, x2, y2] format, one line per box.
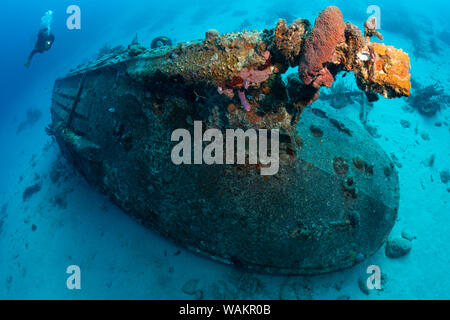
[50, 57, 399, 275]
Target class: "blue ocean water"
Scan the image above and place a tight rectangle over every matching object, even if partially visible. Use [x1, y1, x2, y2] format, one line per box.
[0, 0, 449, 299]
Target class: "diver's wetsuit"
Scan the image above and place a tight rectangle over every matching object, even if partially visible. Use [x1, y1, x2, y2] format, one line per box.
[25, 28, 55, 68]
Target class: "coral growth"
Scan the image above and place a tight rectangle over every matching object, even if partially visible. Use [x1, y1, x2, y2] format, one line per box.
[355, 43, 411, 99]
[238, 89, 251, 111]
[286, 74, 320, 107]
[364, 17, 383, 41]
[238, 60, 273, 84]
[96, 44, 125, 59]
[298, 6, 347, 89]
[205, 29, 220, 41]
[341, 23, 366, 71]
[265, 18, 310, 68]
[407, 81, 449, 116]
[70, 5, 411, 120]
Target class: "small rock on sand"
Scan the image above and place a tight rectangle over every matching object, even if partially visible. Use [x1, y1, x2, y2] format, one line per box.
[401, 230, 416, 241]
[22, 182, 42, 202]
[182, 279, 199, 295]
[440, 170, 450, 184]
[420, 132, 430, 141]
[385, 238, 412, 258]
[357, 276, 369, 295]
[423, 154, 435, 167]
[400, 120, 411, 128]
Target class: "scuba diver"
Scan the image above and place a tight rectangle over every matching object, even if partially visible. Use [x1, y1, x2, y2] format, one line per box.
[25, 10, 55, 68]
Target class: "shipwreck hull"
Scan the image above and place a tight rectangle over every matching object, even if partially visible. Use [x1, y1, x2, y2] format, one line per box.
[49, 6, 408, 274]
[50, 63, 399, 275]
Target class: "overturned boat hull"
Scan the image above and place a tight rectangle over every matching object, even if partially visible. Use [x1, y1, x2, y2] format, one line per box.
[50, 6, 404, 274]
